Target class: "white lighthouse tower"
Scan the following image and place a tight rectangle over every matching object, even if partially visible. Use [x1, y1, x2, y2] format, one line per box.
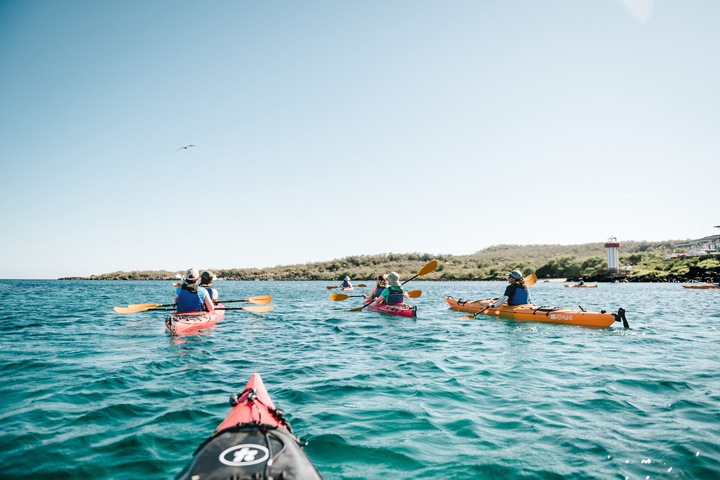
[604, 237, 620, 274]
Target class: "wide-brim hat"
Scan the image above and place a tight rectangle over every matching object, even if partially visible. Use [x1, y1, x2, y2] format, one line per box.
[185, 268, 200, 282]
[387, 271, 401, 287]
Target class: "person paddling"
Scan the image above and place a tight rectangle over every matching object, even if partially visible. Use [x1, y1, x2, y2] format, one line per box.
[576, 277, 585, 287]
[490, 270, 530, 307]
[367, 274, 388, 301]
[200, 271, 219, 304]
[340, 276, 353, 290]
[375, 271, 407, 305]
[174, 268, 215, 313]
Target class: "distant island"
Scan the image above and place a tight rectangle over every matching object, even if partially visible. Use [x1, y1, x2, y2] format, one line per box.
[59, 241, 720, 283]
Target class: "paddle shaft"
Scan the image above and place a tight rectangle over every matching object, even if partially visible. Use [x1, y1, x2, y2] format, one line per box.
[132, 306, 272, 312]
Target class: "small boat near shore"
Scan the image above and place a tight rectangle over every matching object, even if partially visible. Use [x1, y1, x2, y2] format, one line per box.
[564, 284, 598, 288]
[682, 284, 719, 290]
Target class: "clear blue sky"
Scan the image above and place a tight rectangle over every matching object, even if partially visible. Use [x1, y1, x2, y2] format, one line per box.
[1, 0, 717, 279]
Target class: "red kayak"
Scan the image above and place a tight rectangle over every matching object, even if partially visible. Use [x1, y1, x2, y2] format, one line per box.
[164, 303, 225, 335]
[177, 373, 322, 479]
[365, 301, 417, 318]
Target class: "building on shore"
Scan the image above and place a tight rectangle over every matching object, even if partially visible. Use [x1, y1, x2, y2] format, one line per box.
[667, 226, 720, 259]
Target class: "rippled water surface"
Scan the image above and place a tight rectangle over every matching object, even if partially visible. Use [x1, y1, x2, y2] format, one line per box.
[1, 279, 719, 479]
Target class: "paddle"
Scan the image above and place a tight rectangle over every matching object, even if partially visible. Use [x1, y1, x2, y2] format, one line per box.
[114, 305, 275, 314]
[401, 260, 438, 285]
[459, 273, 538, 319]
[350, 260, 437, 312]
[328, 284, 364, 290]
[458, 301, 496, 320]
[123, 295, 273, 313]
[220, 296, 273, 304]
[329, 293, 365, 300]
[331, 290, 422, 302]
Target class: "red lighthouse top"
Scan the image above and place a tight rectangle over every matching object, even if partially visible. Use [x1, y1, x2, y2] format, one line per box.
[604, 236, 620, 248]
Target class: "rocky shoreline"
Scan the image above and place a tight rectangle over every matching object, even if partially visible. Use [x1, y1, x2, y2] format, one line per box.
[580, 266, 720, 284]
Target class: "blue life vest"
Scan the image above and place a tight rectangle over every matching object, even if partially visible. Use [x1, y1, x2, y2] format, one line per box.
[386, 286, 405, 305]
[341, 281, 351, 288]
[370, 286, 384, 299]
[204, 287, 215, 302]
[507, 284, 529, 305]
[176, 284, 205, 312]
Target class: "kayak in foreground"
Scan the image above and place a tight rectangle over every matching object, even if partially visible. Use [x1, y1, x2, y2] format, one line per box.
[165, 303, 226, 335]
[365, 301, 417, 318]
[682, 285, 720, 289]
[445, 296, 628, 328]
[176, 373, 322, 480]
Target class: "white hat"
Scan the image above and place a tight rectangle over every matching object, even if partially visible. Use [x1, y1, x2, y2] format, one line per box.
[387, 271, 401, 287]
[185, 268, 200, 282]
[344, 276, 350, 281]
[508, 270, 523, 280]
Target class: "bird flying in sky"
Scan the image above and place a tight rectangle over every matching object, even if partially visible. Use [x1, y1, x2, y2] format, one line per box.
[175, 144, 197, 151]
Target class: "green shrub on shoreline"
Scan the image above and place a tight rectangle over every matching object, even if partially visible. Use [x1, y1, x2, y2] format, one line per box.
[60, 241, 720, 283]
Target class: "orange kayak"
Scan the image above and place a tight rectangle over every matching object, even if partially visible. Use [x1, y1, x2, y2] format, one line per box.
[564, 284, 598, 288]
[682, 285, 719, 289]
[445, 296, 628, 328]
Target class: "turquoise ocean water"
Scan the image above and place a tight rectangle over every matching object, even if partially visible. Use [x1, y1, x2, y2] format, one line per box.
[1, 279, 719, 479]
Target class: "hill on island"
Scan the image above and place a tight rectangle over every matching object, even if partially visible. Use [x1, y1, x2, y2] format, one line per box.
[62, 240, 720, 283]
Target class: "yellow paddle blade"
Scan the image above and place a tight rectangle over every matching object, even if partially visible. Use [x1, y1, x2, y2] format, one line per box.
[525, 273, 538, 287]
[114, 306, 143, 314]
[245, 295, 273, 304]
[357, 284, 367, 288]
[326, 286, 337, 290]
[349, 305, 367, 312]
[128, 303, 163, 309]
[329, 293, 350, 301]
[418, 260, 438, 277]
[407, 290, 422, 298]
[242, 305, 275, 313]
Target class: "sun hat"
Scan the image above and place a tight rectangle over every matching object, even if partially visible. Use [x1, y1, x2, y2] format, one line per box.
[185, 268, 200, 283]
[387, 272, 401, 287]
[508, 270, 523, 280]
[344, 276, 350, 281]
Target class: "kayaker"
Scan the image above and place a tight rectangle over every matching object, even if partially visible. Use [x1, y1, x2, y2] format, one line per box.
[576, 277, 585, 287]
[200, 271, 219, 303]
[491, 270, 530, 307]
[174, 268, 215, 313]
[375, 271, 407, 305]
[340, 276, 353, 289]
[367, 274, 388, 301]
